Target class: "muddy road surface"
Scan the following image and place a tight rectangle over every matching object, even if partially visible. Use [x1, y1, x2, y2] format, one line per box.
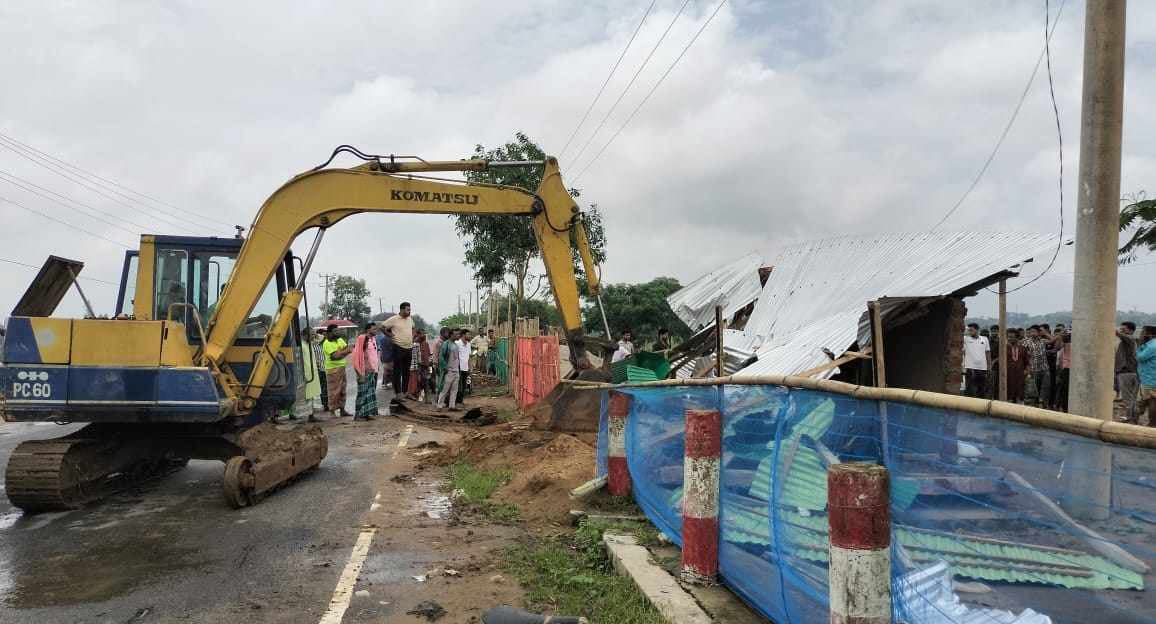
[0, 412, 520, 623]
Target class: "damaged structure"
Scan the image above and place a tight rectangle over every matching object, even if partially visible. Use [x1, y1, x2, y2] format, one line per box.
[666, 231, 1063, 389]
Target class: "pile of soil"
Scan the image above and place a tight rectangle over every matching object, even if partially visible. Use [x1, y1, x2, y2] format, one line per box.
[492, 434, 595, 525]
[433, 420, 597, 526]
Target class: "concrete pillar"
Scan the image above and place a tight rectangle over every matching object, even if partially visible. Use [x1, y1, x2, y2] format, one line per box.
[1065, 0, 1127, 521]
[607, 391, 632, 497]
[681, 408, 721, 584]
[828, 462, 891, 624]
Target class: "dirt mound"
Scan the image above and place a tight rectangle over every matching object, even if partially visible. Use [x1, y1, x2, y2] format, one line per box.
[493, 434, 595, 525]
[432, 423, 597, 526]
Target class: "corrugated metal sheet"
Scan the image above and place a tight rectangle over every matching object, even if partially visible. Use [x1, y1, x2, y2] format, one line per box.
[666, 252, 764, 331]
[732, 232, 1062, 378]
[896, 561, 1053, 624]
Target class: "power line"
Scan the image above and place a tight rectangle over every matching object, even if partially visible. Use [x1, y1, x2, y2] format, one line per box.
[573, 0, 727, 184]
[0, 133, 224, 233]
[0, 132, 232, 227]
[0, 256, 119, 286]
[0, 192, 132, 249]
[0, 168, 152, 236]
[567, 0, 693, 167]
[931, 0, 1067, 231]
[558, 0, 658, 160]
[984, 0, 1066, 296]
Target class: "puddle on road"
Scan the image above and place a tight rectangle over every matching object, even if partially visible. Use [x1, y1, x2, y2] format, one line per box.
[359, 550, 439, 585]
[418, 494, 452, 519]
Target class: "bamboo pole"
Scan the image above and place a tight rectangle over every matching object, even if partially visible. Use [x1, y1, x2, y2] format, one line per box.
[559, 373, 1156, 450]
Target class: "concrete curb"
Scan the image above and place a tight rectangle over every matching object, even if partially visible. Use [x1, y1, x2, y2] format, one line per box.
[603, 533, 713, 624]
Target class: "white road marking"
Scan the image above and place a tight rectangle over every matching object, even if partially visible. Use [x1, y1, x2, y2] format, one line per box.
[318, 528, 377, 624]
[393, 424, 414, 459]
[319, 423, 415, 622]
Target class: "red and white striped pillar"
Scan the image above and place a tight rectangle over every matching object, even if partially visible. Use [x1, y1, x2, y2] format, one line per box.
[607, 391, 632, 497]
[681, 408, 721, 583]
[828, 462, 891, 624]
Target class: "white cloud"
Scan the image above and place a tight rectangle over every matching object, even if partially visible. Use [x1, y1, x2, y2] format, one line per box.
[0, 0, 1154, 328]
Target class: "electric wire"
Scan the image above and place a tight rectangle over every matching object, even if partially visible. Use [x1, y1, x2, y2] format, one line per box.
[931, 0, 1067, 231]
[572, 0, 727, 184]
[985, 0, 1066, 295]
[0, 192, 132, 249]
[0, 132, 231, 228]
[0, 256, 119, 286]
[0, 168, 153, 236]
[558, 0, 658, 160]
[567, 0, 693, 167]
[0, 133, 223, 233]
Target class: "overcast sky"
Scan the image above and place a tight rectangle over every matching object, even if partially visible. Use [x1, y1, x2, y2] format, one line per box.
[2, 1, 1155, 326]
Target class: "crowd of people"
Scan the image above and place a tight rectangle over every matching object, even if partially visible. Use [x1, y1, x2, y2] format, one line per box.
[311, 303, 504, 421]
[961, 321, 1156, 425]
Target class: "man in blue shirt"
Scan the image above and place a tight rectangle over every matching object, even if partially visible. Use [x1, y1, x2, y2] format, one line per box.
[1137, 325, 1156, 427]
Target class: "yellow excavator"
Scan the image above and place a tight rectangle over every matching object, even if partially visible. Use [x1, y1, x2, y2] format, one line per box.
[1, 147, 601, 511]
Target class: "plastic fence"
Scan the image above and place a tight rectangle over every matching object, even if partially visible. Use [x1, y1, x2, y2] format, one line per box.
[599, 384, 1156, 624]
[495, 338, 510, 385]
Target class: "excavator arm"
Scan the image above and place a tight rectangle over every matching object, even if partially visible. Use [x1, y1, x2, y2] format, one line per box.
[202, 155, 599, 412]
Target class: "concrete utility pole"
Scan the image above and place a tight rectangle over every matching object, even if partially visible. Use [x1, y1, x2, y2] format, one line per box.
[317, 273, 336, 318]
[1065, 0, 1127, 521]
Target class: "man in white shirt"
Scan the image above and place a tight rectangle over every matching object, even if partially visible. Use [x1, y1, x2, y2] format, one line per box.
[457, 329, 473, 405]
[962, 322, 991, 398]
[611, 329, 635, 363]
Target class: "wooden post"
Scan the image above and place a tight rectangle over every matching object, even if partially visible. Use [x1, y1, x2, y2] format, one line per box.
[828, 462, 891, 624]
[714, 305, 725, 377]
[868, 300, 887, 388]
[998, 278, 1008, 402]
[681, 408, 721, 583]
[869, 300, 890, 461]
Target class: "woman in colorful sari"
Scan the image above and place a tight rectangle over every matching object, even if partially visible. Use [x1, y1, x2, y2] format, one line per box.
[351, 323, 379, 421]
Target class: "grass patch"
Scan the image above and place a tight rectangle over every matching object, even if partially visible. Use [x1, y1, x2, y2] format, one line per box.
[503, 519, 665, 623]
[447, 462, 520, 523]
[496, 408, 518, 423]
[448, 462, 511, 503]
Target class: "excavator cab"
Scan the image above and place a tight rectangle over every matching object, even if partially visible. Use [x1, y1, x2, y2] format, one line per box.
[114, 235, 304, 412]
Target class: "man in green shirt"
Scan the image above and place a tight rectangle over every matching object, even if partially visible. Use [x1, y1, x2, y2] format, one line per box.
[322, 324, 352, 418]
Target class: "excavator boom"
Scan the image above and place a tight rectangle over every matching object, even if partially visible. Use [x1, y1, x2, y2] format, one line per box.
[205, 155, 597, 411]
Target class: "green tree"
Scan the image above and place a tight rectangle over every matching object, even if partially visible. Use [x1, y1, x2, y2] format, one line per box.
[438, 313, 471, 329]
[326, 275, 371, 325]
[456, 132, 607, 321]
[582, 277, 690, 343]
[1119, 194, 1156, 263]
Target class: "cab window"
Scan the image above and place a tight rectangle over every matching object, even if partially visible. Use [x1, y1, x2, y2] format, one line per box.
[190, 251, 280, 341]
[154, 248, 188, 320]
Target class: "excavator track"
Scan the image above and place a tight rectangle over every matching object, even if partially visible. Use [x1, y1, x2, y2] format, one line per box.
[5, 435, 186, 513]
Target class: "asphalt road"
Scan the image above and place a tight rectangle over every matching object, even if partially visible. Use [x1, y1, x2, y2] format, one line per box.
[0, 408, 455, 623]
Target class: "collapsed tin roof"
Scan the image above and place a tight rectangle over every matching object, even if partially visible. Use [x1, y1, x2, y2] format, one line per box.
[666, 232, 1064, 378]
